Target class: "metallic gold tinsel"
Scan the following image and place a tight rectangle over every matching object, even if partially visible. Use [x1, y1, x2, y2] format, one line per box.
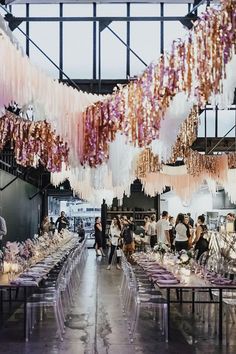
[136, 148, 161, 179]
[82, 0, 236, 167]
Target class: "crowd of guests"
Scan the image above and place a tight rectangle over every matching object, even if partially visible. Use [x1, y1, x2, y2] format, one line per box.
[39, 209, 211, 269]
[142, 211, 209, 259]
[95, 211, 210, 270]
[41, 211, 86, 243]
[94, 215, 136, 270]
[41, 211, 69, 235]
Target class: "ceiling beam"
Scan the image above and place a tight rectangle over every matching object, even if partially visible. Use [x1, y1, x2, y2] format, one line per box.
[0, 1, 16, 4]
[8, 16, 193, 22]
[6, 1, 194, 4]
[191, 138, 236, 153]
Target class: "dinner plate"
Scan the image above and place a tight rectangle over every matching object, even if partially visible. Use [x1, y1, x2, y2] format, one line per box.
[212, 279, 232, 285]
[147, 269, 167, 274]
[156, 279, 179, 285]
[11, 279, 38, 285]
[145, 265, 164, 270]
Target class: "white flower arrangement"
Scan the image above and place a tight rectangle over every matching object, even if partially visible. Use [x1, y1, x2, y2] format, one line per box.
[153, 242, 170, 254]
[2, 230, 74, 271]
[177, 249, 194, 266]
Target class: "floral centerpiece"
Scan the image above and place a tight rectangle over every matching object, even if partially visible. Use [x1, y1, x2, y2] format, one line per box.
[175, 249, 195, 276]
[4, 241, 20, 262]
[3, 241, 21, 273]
[153, 242, 170, 254]
[1, 230, 74, 276]
[177, 249, 194, 266]
[19, 239, 37, 260]
[153, 242, 170, 263]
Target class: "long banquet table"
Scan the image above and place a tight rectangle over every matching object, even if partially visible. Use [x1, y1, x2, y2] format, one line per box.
[134, 255, 236, 343]
[155, 273, 236, 343]
[0, 235, 82, 340]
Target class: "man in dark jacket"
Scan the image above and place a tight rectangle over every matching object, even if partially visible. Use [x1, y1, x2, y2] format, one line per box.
[121, 217, 134, 258]
[55, 211, 69, 233]
[78, 223, 85, 242]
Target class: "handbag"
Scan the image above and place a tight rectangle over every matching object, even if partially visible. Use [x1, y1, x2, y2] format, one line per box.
[116, 248, 122, 257]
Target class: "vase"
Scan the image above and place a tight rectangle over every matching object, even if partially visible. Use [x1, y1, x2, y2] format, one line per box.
[159, 253, 164, 264]
[180, 267, 191, 276]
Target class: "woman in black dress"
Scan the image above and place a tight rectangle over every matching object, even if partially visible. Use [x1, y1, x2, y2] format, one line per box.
[94, 217, 105, 257]
[193, 215, 208, 260]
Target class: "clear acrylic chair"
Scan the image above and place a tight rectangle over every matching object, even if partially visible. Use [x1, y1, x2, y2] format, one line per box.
[128, 266, 168, 343]
[25, 241, 88, 342]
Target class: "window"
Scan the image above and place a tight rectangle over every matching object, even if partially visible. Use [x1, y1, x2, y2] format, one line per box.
[10, 5, 27, 51]
[100, 22, 126, 79]
[29, 5, 59, 78]
[164, 4, 189, 17]
[97, 4, 126, 79]
[206, 109, 216, 137]
[217, 109, 236, 138]
[130, 4, 160, 77]
[28, 4, 59, 18]
[97, 4, 126, 17]
[198, 111, 205, 137]
[63, 22, 93, 79]
[63, 4, 93, 79]
[164, 22, 188, 53]
[63, 4, 92, 17]
[164, 4, 189, 53]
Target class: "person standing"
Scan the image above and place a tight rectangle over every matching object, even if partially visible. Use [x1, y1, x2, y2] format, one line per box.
[226, 213, 236, 232]
[156, 211, 170, 246]
[147, 214, 158, 249]
[49, 217, 56, 235]
[184, 214, 192, 247]
[142, 216, 151, 246]
[175, 213, 189, 251]
[128, 216, 135, 232]
[55, 211, 69, 233]
[78, 223, 85, 243]
[193, 215, 208, 259]
[0, 213, 7, 251]
[187, 213, 194, 228]
[94, 217, 105, 257]
[107, 216, 121, 270]
[121, 216, 134, 259]
[41, 216, 50, 234]
[142, 216, 150, 234]
[168, 216, 176, 249]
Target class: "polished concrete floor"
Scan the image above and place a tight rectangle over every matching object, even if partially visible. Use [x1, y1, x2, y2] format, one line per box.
[0, 248, 236, 354]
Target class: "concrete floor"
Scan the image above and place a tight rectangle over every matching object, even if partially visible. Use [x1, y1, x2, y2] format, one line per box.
[0, 249, 236, 354]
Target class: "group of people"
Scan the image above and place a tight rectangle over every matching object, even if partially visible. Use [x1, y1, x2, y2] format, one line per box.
[94, 215, 135, 270]
[94, 211, 210, 270]
[143, 211, 208, 259]
[41, 211, 69, 235]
